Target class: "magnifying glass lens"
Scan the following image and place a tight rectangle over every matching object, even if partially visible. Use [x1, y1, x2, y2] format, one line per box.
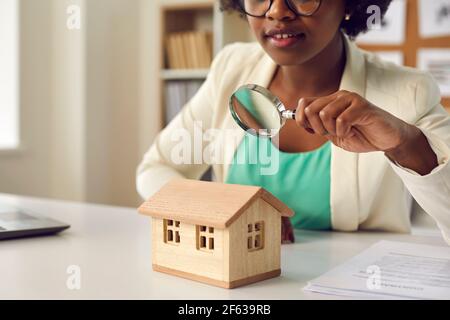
[230, 87, 282, 137]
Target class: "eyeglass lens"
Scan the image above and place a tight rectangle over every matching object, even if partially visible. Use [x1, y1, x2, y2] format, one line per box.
[238, 0, 321, 17]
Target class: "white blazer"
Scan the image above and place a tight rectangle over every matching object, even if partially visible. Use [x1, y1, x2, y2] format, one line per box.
[137, 32, 450, 244]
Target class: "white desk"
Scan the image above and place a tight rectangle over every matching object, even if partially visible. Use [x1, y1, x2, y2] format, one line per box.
[0, 193, 447, 300]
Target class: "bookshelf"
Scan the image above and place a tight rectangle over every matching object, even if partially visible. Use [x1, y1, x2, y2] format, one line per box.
[161, 69, 210, 80]
[154, 0, 253, 181]
[157, 0, 253, 128]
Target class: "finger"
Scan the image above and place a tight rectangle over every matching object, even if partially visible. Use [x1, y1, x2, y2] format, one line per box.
[303, 96, 338, 136]
[318, 96, 353, 136]
[281, 217, 293, 243]
[281, 218, 286, 238]
[281, 217, 288, 242]
[295, 97, 315, 130]
[282, 232, 294, 244]
[282, 232, 290, 243]
[288, 226, 295, 243]
[281, 224, 289, 243]
[336, 103, 361, 138]
[296, 91, 350, 133]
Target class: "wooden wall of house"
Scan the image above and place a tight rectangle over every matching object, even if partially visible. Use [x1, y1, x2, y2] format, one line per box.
[152, 218, 225, 281]
[225, 198, 281, 282]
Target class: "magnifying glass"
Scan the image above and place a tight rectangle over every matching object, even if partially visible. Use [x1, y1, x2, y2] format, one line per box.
[229, 84, 296, 138]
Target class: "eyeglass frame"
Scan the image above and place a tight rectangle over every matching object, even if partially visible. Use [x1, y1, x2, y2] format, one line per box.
[237, 0, 323, 18]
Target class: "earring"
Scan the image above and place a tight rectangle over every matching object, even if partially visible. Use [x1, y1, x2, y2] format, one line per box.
[344, 13, 351, 21]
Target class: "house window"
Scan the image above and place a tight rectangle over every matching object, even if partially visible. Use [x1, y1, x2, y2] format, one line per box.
[164, 219, 180, 245]
[197, 225, 214, 252]
[247, 221, 264, 252]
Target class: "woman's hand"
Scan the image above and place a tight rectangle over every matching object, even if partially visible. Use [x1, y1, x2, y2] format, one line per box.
[296, 90, 411, 153]
[281, 217, 295, 244]
[295, 90, 438, 175]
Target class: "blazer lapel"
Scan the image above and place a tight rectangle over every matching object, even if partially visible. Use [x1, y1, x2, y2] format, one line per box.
[331, 34, 367, 231]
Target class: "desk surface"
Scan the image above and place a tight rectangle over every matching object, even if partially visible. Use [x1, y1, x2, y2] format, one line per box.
[0, 193, 447, 300]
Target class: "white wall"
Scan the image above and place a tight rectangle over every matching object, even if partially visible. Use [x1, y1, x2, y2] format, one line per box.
[52, 0, 142, 206]
[0, 0, 251, 207]
[0, 0, 144, 207]
[51, 0, 86, 202]
[0, 0, 20, 149]
[138, 0, 162, 157]
[0, 0, 53, 198]
[84, 0, 141, 206]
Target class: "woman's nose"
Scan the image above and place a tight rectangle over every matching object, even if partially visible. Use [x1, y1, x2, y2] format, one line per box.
[266, 0, 297, 21]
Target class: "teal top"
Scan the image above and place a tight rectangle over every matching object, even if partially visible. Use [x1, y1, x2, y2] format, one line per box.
[225, 133, 332, 230]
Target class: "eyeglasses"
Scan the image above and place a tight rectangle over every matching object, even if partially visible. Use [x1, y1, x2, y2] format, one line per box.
[237, 0, 322, 18]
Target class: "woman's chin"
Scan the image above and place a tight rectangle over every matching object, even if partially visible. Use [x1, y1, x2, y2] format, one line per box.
[268, 53, 309, 67]
[260, 44, 310, 67]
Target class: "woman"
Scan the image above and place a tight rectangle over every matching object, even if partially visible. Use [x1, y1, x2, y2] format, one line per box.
[137, 0, 450, 244]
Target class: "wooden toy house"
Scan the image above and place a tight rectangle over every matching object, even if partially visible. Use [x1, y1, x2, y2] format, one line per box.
[138, 178, 294, 289]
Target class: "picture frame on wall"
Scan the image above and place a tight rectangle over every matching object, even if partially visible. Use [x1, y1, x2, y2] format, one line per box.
[356, 0, 407, 45]
[418, 49, 450, 97]
[418, 0, 450, 39]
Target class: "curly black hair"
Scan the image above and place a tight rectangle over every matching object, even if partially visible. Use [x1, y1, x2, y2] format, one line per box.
[219, 0, 393, 39]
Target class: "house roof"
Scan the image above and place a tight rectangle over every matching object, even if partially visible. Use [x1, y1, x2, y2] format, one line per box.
[138, 179, 294, 229]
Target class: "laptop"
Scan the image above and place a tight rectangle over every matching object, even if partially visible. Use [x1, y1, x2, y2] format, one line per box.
[0, 204, 70, 240]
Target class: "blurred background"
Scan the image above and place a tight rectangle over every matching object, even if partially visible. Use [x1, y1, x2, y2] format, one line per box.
[0, 0, 449, 208]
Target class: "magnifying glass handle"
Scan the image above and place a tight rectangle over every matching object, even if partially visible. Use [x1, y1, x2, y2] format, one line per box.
[282, 110, 296, 120]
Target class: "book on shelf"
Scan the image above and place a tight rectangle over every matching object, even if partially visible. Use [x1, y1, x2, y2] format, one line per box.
[164, 80, 204, 124]
[165, 31, 212, 70]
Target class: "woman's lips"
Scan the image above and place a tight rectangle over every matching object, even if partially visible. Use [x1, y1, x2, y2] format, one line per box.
[266, 33, 306, 48]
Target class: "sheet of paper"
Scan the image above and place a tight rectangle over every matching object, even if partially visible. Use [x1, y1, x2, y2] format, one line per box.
[418, 0, 450, 38]
[304, 240, 450, 300]
[417, 49, 450, 97]
[356, 0, 406, 45]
